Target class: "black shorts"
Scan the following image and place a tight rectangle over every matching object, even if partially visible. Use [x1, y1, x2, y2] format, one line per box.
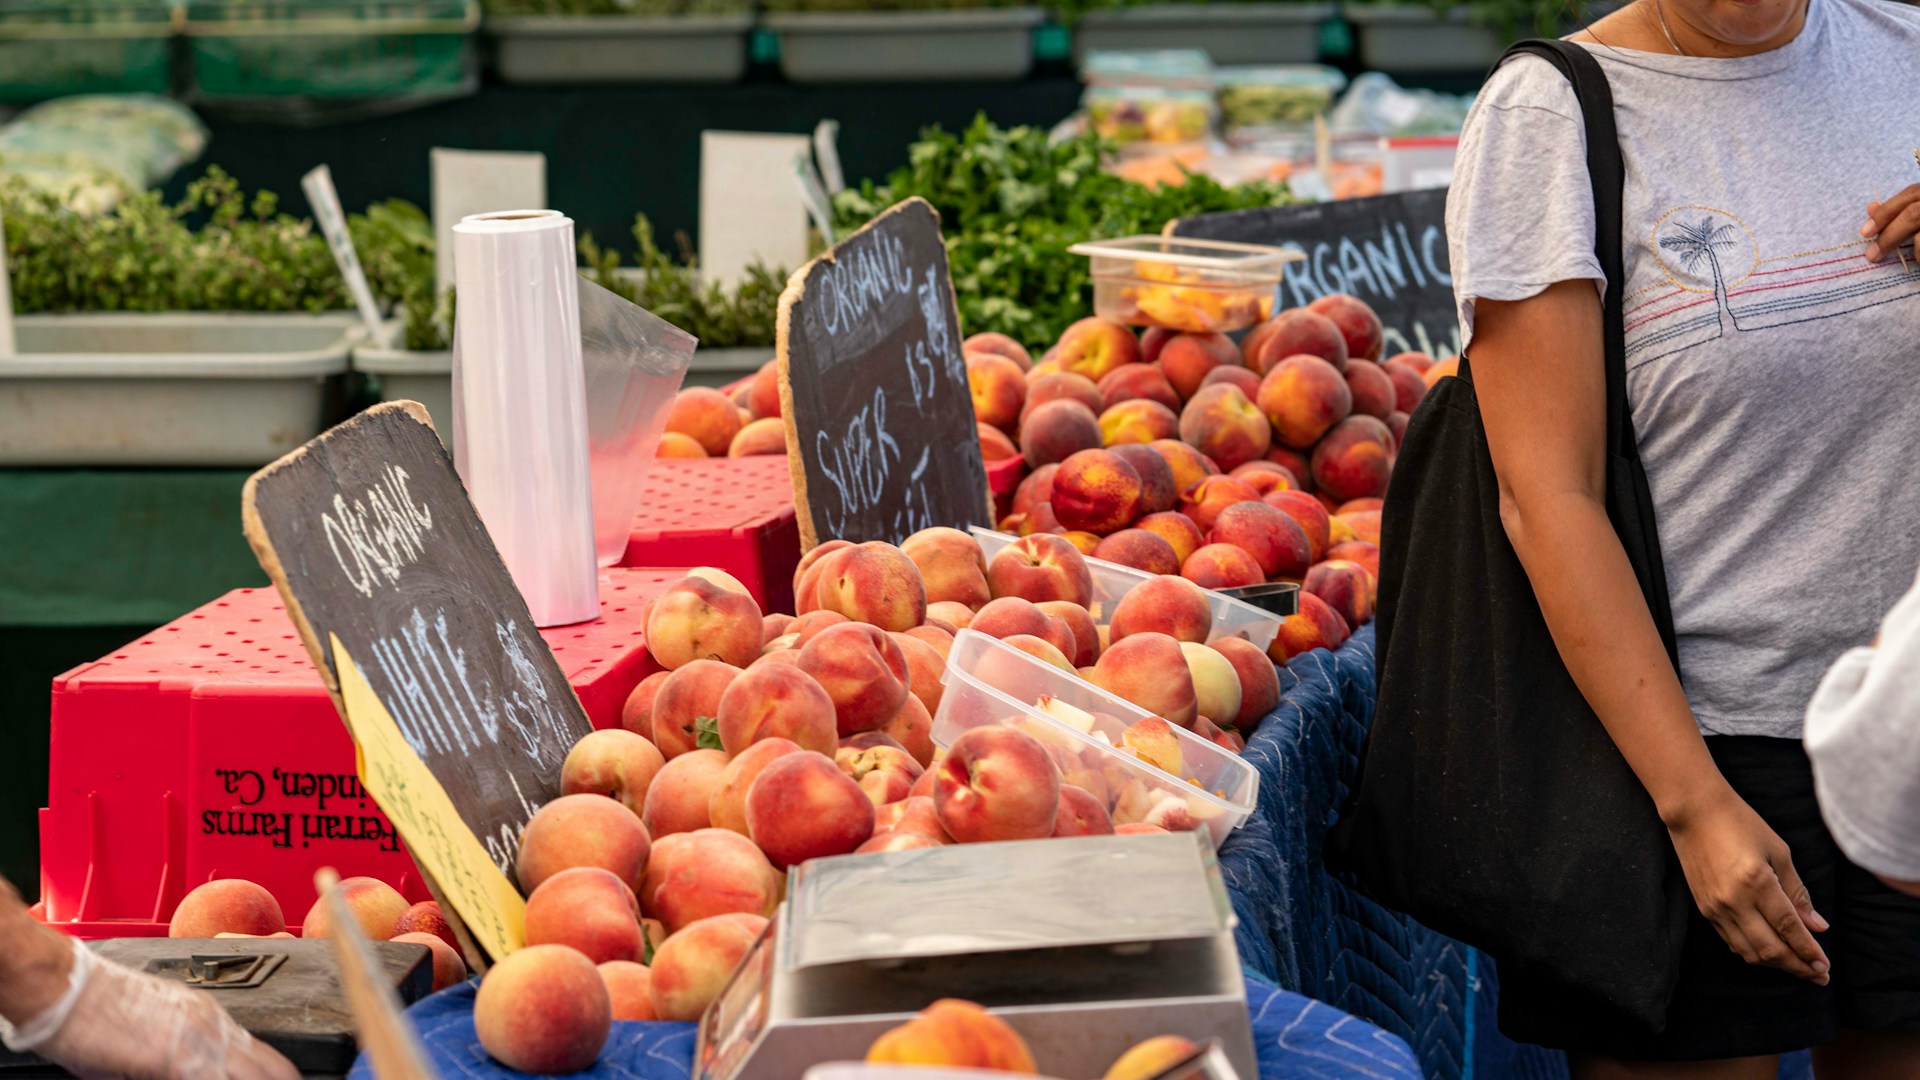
[1499, 735, 1920, 1061]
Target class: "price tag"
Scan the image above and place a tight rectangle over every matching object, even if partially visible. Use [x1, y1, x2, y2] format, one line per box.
[303, 165, 390, 350]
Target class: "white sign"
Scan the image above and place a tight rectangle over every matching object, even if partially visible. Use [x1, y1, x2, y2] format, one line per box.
[430, 148, 547, 296]
[0, 204, 13, 356]
[302, 165, 391, 350]
[700, 131, 811, 291]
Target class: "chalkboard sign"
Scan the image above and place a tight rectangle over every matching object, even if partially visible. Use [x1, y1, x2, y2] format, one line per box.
[241, 402, 594, 880]
[1172, 189, 1460, 359]
[777, 196, 993, 551]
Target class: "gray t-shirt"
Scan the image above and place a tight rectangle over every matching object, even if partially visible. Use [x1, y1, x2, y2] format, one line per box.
[1447, 0, 1920, 738]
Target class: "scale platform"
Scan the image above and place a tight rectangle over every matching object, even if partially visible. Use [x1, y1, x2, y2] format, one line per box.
[697, 831, 1256, 1080]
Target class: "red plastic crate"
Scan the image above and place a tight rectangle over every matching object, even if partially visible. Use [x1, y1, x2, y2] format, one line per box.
[624, 456, 801, 614]
[36, 569, 677, 940]
[988, 456, 1027, 522]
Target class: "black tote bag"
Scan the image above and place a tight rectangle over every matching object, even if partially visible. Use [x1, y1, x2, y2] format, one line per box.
[1325, 39, 1692, 1031]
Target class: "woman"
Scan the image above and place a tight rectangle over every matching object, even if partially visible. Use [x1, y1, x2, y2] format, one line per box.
[1447, 0, 1920, 1072]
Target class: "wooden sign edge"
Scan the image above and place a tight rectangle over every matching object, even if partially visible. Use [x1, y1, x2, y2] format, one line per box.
[239, 398, 494, 974]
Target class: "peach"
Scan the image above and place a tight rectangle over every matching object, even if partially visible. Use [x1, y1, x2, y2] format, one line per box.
[876, 794, 949, 841]
[746, 752, 876, 867]
[708, 738, 805, 834]
[1210, 500, 1312, 580]
[1386, 350, 1434, 374]
[1017, 502, 1065, 536]
[1054, 785, 1115, 837]
[1380, 358, 1429, 413]
[856, 830, 947, 853]
[1387, 410, 1409, 448]
[1093, 528, 1181, 576]
[1177, 384, 1270, 472]
[934, 727, 1061, 842]
[1099, 399, 1181, 447]
[1258, 354, 1353, 450]
[1149, 438, 1219, 495]
[1308, 294, 1384, 363]
[599, 961, 656, 1021]
[517, 794, 652, 895]
[1247, 309, 1348, 374]
[728, 417, 788, 457]
[1060, 530, 1102, 555]
[979, 423, 1019, 462]
[924, 601, 974, 631]
[1121, 716, 1185, 775]
[475, 945, 610, 1074]
[890, 631, 948, 718]
[966, 332, 1032, 370]
[1002, 633, 1075, 672]
[1271, 591, 1350, 662]
[1311, 415, 1395, 502]
[525, 866, 644, 965]
[1177, 475, 1260, 533]
[749, 358, 782, 419]
[1195, 715, 1244, 755]
[648, 914, 766, 1023]
[639, 828, 780, 933]
[968, 352, 1027, 433]
[790, 609, 850, 648]
[1239, 316, 1282, 367]
[1181, 543, 1264, 590]
[657, 432, 707, 458]
[301, 875, 408, 941]
[987, 533, 1094, 607]
[619, 670, 670, 738]
[1019, 399, 1103, 468]
[1139, 326, 1175, 364]
[1011, 462, 1058, 516]
[666, 386, 743, 456]
[1305, 560, 1374, 629]
[1110, 575, 1213, 643]
[651, 660, 738, 760]
[561, 729, 667, 819]
[1134, 511, 1206, 567]
[762, 613, 795, 645]
[1200, 364, 1264, 400]
[1327, 540, 1381, 585]
[1327, 513, 1357, 547]
[797, 622, 911, 736]
[1264, 490, 1333, 564]
[1180, 641, 1243, 730]
[393, 932, 466, 991]
[880, 694, 936, 767]
[1105, 1035, 1202, 1080]
[1423, 356, 1460, 387]
[1021, 372, 1103, 425]
[393, 900, 458, 951]
[1342, 359, 1396, 420]
[1338, 510, 1382, 547]
[1050, 449, 1144, 534]
[1266, 445, 1314, 487]
[792, 539, 853, 603]
[970, 596, 1063, 646]
[836, 738, 925, 806]
[1209, 637, 1279, 730]
[641, 749, 729, 840]
[171, 879, 285, 939]
[1055, 316, 1141, 382]
[1091, 632, 1197, 727]
[646, 575, 763, 670]
[812, 541, 927, 633]
[901, 526, 990, 610]
[1036, 600, 1100, 667]
[1107, 443, 1178, 515]
[1155, 332, 1239, 400]
[1097, 363, 1181, 412]
[1337, 495, 1384, 514]
[866, 999, 1039, 1072]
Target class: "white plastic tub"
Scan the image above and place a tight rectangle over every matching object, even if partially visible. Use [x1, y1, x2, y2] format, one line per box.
[0, 313, 360, 466]
[764, 8, 1044, 83]
[936, 628, 1260, 846]
[488, 13, 753, 84]
[972, 527, 1281, 651]
[1075, 3, 1333, 65]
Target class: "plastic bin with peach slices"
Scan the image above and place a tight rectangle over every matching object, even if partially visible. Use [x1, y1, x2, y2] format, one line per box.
[1069, 236, 1300, 335]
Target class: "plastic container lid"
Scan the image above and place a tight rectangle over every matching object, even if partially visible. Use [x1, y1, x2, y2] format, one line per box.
[972, 528, 1281, 652]
[1081, 47, 1214, 87]
[806, 1067, 1067, 1080]
[935, 628, 1260, 847]
[1069, 234, 1298, 282]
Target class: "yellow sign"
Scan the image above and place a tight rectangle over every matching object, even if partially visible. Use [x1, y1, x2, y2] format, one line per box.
[332, 634, 525, 960]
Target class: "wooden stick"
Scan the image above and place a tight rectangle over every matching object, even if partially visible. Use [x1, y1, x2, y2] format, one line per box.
[315, 868, 440, 1080]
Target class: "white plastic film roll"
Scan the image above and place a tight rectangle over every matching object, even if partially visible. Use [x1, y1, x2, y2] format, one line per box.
[451, 209, 599, 627]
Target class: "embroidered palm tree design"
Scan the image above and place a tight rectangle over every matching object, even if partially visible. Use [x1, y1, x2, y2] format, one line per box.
[1659, 216, 1744, 330]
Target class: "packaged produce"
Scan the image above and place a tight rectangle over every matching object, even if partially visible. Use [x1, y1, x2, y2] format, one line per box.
[1070, 235, 1295, 334]
[1214, 65, 1346, 131]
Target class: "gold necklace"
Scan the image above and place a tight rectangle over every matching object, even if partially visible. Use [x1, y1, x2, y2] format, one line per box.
[1653, 0, 1690, 54]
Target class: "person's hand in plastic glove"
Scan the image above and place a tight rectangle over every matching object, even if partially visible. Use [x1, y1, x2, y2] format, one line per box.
[0, 876, 299, 1080]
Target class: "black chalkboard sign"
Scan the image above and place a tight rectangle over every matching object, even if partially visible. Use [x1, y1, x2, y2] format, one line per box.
[241, 402, 593, 880]
[1172, 189, 1460, 359]
[777, 196, 993, 551]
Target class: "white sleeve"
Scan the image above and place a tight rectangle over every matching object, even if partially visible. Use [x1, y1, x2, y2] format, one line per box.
[1805, 564, 1920, 883]
[1446, 54, 1607, 349]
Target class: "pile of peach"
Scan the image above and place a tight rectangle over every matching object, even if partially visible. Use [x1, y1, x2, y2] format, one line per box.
[868, 998, 1206, 1078]
[657, 365, 789, 459]
[965, 295, 1457, 659]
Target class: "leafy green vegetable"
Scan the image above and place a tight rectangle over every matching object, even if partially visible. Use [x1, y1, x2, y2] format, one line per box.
[831, 115, 1290, 346]
[579, 215, 786, 350]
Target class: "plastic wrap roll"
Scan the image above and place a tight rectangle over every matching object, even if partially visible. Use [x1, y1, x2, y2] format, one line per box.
[451, 209, 599, 627]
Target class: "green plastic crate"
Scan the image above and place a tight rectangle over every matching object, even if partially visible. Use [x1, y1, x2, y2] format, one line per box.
[0, 2, 179, 103]
[185, 0, 477, 99]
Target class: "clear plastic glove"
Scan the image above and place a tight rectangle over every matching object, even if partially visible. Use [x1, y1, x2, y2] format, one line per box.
[1, 936, 299, 1080]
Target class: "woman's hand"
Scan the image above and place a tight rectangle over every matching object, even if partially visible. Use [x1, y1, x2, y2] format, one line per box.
[1861, 183, 1920, 263]
[1666, 785, 1831, 984]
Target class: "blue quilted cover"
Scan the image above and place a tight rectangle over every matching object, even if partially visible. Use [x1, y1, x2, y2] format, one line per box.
[354, 976, 1419, 1080]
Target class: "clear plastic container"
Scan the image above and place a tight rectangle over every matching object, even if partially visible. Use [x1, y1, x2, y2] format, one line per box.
[935, 629, 1260, 847]
[972, 528, 1281, 652]
[1215, 64, 1347, 130]
[1068, 235, 1298, 334]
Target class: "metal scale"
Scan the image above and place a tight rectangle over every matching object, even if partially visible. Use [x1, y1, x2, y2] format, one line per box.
[696, 830, 1257, 1080]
